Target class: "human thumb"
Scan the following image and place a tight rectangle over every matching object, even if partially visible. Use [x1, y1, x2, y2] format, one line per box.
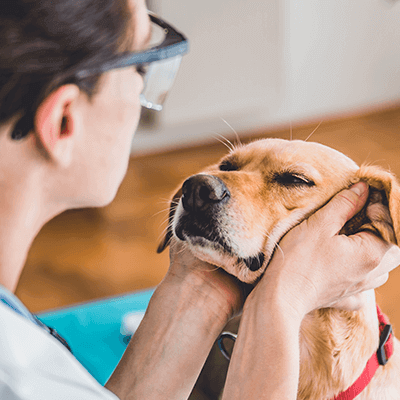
[311, 181, 369, 235]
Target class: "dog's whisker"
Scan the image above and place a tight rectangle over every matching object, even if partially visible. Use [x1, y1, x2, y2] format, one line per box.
[212, 135, 235, 152]
[155, 219, 170, 235]
[156, 214, 176, 237]
[159, 218, 175, 233]
[220, 117, 242, 147]
[200, 265, 221, 273]
[304, 120, 323, 142]
[152, 207, 175, 218]
[157, 220, 173, 236]
[259, 226, 275, 242]
[156, 227, 170, 244]
[275, 243, 285, 263]
[258, 228, 285, 268]
[176, 245, 188, 256]
[259, 226, 284, 264]
[213, 133, 236, 152]
[152, 204, 178, 219]
[157, 217, 175, 233]
[156, 231, 168, 244]
[158, 197, 177, 205]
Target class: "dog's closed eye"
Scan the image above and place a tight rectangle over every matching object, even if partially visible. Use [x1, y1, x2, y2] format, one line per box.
[273, 172, 315, 187]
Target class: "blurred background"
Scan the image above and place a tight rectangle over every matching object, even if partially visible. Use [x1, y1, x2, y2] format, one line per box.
[16, 0, 400, 330]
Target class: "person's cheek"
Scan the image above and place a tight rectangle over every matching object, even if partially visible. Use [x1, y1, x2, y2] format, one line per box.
[120, 69, 143, 123]
[131, 76, 145, 129]
[121, 68, 143, 101]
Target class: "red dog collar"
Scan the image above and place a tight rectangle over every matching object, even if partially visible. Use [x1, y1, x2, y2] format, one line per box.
[332, 305, 393, 400]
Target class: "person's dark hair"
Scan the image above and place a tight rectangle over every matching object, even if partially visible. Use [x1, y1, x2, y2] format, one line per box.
[0, 0, 134, 140]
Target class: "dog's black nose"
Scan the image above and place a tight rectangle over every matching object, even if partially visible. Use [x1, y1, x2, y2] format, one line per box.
[182, 175, 230, 212]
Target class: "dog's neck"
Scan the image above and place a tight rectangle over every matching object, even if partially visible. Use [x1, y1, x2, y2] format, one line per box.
[298, 290, 380, 400]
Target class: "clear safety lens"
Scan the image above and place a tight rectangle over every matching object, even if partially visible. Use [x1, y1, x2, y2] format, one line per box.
[140, 55, 183, 111]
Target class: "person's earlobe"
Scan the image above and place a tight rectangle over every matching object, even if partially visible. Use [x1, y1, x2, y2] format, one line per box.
[34, 84, 80, 167]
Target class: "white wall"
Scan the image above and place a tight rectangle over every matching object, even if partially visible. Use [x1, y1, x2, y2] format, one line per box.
[131, 0, 400, 155]
[285, 0, 400, 121]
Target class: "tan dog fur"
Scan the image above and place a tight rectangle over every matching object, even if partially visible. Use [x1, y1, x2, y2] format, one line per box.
[159, 138, 400, 400]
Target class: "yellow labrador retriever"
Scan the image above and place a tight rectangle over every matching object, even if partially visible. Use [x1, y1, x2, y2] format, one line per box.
[158, 138, 400, 400]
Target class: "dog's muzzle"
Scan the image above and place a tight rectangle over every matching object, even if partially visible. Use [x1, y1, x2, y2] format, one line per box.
[174, 174, 231, 249]
[175, 174, 265, 273]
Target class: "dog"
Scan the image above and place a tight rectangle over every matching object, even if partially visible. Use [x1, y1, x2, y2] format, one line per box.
[158, 138, 400, 400]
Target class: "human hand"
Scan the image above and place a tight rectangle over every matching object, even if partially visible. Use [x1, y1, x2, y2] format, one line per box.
[108, 240, 247, 400]
[165, 240, 249, 322]
[250, 182, 400, 318]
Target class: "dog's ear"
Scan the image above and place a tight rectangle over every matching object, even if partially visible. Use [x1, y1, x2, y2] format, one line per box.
[341, 165, 400, 244]
[157, 187, 182, 253]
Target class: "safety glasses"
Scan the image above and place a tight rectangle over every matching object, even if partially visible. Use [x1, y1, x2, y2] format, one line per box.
[76, 12, 189, 111]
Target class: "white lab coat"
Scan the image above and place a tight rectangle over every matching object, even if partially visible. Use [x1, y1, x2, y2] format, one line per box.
[0, 302, 119, 400]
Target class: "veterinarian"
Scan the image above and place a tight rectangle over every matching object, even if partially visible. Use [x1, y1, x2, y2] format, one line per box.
[1, 0, 400, 399]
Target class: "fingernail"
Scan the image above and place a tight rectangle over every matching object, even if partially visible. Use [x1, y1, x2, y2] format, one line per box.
[349, 182, 366, 196]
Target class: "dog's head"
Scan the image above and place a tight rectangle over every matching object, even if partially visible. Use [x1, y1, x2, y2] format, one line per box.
[158, 138, 400, 284]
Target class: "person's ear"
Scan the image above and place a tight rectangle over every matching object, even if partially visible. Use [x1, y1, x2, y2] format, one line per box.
[34, 84, 81, 167]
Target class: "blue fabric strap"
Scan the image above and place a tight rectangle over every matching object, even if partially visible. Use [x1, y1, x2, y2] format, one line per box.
[0, 284, 72, 353]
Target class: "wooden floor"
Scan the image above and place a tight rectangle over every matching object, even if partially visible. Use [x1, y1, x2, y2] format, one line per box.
[16, 105, 400, 331]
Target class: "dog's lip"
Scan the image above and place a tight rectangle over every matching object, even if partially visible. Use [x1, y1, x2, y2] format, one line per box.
[242, 253, 265, 272]
[175, 214, 271, 274]
[174, 210, 290, 276]
[178, 227, 268, 274]
[177, 227, 235, 255]
[176, 214, 297, 278]
[175, 214, 234, 252]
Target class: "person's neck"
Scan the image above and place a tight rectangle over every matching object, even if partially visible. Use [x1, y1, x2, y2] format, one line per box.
[0, 198, 40, 292]
[0, 123, 68, 293]
[0, 176, 65, 293]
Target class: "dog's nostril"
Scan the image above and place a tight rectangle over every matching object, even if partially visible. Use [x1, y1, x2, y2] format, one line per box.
[181, 191, 193, 211]
[198, 185, 211, 202]
[198, 185, 228, 203]
[181, 175, 230, 212]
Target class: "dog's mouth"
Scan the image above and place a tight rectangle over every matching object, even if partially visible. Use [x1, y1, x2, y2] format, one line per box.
[175, 215, 231, 253]
[174, 213, 267, 276]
